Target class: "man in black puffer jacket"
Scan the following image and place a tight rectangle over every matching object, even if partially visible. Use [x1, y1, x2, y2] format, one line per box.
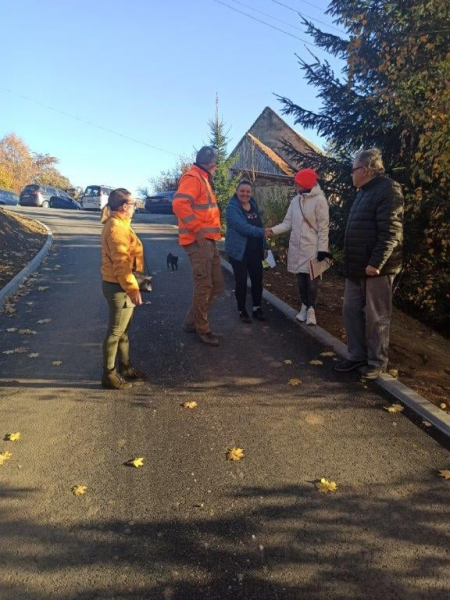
[335, 148, 404, 379]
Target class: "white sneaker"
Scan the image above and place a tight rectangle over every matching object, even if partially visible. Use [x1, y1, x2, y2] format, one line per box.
[306, 307, 317, 326]
[296, 304, 308, 323]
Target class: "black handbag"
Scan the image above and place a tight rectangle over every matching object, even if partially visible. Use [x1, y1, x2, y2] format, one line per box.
[133, 251, 152, 293]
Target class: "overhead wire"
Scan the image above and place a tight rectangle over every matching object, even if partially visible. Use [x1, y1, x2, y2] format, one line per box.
[269, 0, 346, 33]
[0, 86, 179, 157]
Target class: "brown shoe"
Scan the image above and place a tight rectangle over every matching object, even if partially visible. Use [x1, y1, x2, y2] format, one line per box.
[198, 332, 219, 346]
[119, 363, 147, 381]
[102, 368, 132, 390]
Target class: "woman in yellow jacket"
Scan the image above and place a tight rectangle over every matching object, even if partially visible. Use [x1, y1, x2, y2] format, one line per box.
[101, 188, 146, 389]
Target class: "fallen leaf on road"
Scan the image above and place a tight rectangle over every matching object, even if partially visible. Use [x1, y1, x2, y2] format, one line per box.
[227, 447, 244, 461]
[438, 470, 450, 480]
[0, 451, 13, 465]
[3, 350, 14, 355]
[309, 360, 323, 366]
[4, 432, 21, 441]
[37, 319, 52, 324]
[283, 359, 293, 365]
[4, 305, 16, 314]
[181, 401, 197, 409]
[71, 485, 87, 496]
[28, 353, 39, 358]
[126, 457, 144, 468]
[37, 286, 49, 291]
[422, 420, 432, 428]
[320, 351, 336, 357]
[52, 360, 62, 367]
[384, 404, 404, 413]
[439, 403, 447, 411]
[19, 329, 37, 335]
[6, 328, 16, 332]
[315, 478, 338, 493]
[388, 369, 399, 378]
[13, 347, 28, 354]
[288, 378, 302, 386]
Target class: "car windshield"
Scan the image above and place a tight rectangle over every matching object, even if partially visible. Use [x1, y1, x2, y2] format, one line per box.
[23, 185, 39, 191]
[84, 186, 100, 197]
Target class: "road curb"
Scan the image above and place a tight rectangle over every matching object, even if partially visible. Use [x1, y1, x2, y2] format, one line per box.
[0, 220, 53, 309]
[221, 258, 450, 438]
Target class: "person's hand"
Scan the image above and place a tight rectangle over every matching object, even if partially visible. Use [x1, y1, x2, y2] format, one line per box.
[317, 251, 333, 262]
[128, 289, 143, 306]
[265, 228, 273, 237]
[365, 265, 380, 276]
[195, 229, 206, 247]
[264, 250, 269, 260]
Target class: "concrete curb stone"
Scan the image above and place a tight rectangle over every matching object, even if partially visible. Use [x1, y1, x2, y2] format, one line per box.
[221, 257, 450, 438]
[0, 220, 53, 309]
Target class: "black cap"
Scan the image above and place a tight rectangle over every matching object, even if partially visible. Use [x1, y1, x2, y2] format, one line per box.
[196, 146, 218, 165]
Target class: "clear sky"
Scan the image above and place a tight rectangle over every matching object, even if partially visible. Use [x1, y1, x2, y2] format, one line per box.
[1, 0, 343, 195]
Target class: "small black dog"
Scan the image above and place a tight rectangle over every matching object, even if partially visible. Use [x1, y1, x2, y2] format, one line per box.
[167, 252, 179, 271]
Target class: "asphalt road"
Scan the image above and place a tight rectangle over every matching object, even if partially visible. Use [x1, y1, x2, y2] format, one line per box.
[0, 207, 449, 600]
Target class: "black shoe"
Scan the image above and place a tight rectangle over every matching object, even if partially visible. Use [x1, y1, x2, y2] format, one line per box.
[101, 369, 132, 390]
[334, 359, 367, 372]
[119, 363, 147, 381]
[360, 365, 385, 380]
[239, 311, 252, 324]
[253, 308, 266, 321]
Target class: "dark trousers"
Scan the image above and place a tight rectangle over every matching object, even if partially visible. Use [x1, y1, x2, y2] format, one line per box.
[102, 281, 134, 371]
[297, 273, 319, 308]
[229, 247, 263, 312]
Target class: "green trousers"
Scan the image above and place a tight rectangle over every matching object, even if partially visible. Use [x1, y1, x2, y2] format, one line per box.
[102, 281, 134, 371]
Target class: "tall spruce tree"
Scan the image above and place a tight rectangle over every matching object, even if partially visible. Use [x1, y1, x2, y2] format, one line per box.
[277, 0, 450, 333]
[208, 95, 240, 217]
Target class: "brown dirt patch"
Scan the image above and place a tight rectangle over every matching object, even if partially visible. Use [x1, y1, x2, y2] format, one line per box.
[264, 264, 450, 408]
[0, 208, 47, 289]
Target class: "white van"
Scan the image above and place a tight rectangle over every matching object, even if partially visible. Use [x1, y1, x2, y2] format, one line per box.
[81, 185, 114, 210]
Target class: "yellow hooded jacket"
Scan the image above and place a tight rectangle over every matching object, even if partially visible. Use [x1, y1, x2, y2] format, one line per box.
[101, 212, 144, 294]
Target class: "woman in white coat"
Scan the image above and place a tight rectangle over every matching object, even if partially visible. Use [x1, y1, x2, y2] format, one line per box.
[266, 169, 330, 326]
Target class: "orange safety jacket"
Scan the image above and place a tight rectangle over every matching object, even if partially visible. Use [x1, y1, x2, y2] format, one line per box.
[172, 165, 222, 245]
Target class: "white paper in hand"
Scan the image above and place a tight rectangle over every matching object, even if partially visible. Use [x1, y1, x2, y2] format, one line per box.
[309, 257, 332, 280]
[265, 250, 276, 268]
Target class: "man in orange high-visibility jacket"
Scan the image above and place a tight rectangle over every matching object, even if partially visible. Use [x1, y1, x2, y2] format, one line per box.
[172, 146, 223, 346]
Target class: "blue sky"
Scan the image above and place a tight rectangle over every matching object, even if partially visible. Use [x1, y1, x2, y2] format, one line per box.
[1, 0, 343, 195]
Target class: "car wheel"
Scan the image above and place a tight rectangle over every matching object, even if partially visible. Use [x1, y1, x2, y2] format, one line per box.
[42, 201, 50, 208]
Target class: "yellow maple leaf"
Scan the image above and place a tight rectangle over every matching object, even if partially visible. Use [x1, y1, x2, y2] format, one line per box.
[0, 451, 13, 465]
[37, 286, 49, 291]
[438, 470, 450, 480]
[52, 360, 62, 367]
[384, 404, 404, 413]
[319, 351, 336, 357]
[439, 403, 447, 411]
[127, 457, 144, 468]
[288, 378, 302, 386]
[37, 318, 51, 324]
[181, 401, 198, 409]
[309, 360, 323, 366]
[5, 432, 21, 441]
[71, 485, 87, 496]
[283, 359, 293, 365]
[226, 447, 244, 461]
[4, 305, 16, 314]
[315, 478, 338, 493]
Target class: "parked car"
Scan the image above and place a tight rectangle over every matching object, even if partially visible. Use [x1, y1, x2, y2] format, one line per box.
[49, 193, 82, 210]
[80, 185, 113, 210]
[0, 188, 20, 206]
[19, 184, 73, 208]
[145, 191, 176, 214]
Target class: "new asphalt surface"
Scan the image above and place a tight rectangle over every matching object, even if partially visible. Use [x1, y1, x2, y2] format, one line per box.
[0, 207, 449, 600]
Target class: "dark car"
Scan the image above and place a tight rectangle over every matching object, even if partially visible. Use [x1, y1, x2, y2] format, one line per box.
[19, 184, 73, 208]
[145, 191, 176, 214]
[0, 189, 20, 206]
[49, 193, 82, 210]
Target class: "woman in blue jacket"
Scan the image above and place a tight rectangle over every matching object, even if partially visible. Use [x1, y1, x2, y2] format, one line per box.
[225, 179, 268, 323]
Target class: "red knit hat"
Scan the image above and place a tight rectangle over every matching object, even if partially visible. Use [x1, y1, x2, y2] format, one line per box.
[294, 168, 318, 189]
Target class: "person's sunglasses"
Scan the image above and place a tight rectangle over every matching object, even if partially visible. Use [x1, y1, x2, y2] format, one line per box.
[351, 166, 365, 174]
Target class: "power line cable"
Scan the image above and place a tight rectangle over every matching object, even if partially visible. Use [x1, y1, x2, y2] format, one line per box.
[0, 86, 179, 157]
[228, 0, 310, 32]
[213, 0, 326, 48]
[269, 0, 346, 33]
